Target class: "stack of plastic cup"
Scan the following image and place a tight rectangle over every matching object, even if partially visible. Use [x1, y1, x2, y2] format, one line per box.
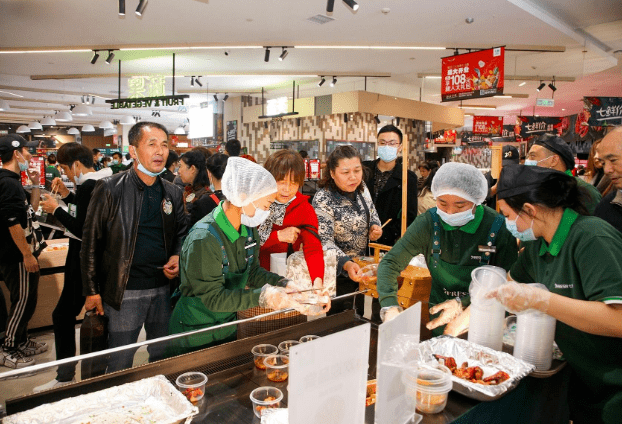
[467, 265, 507, 351]
[512, 284, 556, 371]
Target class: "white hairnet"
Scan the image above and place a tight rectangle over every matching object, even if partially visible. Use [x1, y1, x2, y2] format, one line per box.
[221, 157, 277, 207]
[431, 162, 488, 205]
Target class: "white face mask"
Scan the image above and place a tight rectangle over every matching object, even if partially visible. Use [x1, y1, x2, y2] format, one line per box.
[241, 201, 271, 227]
[73, 163, 86, 185]
[437, 207, 476, 227]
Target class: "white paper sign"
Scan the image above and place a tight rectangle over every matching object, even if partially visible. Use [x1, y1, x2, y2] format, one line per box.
[376, 302, 422, 424]
[288, 323, 371, 424]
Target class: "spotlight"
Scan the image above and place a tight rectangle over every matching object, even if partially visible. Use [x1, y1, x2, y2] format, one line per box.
[223, 94, 229, 101]
[327, 0, 335, 13]
[190, 76, 194, 86]
[344, 113, 349, 123]
[374, 115, 380, 124]
[119, 0, 125, 15]
[224, 50, 230, 56]
[194, 76, 203, 87]
[279, 48, 288, 61]
[536, 81, 545, 92]
[343, 0, 359, 11]
[90, 51, 99, 64]
[318, 77, 326, 87]
[264, 48, 270, 62]
[548, 81, 557, 92]
[330, 76, 337, 87]
[213, 94, 219, 102]
[105, 50, 115, 64]
[136, 0, 148, 16]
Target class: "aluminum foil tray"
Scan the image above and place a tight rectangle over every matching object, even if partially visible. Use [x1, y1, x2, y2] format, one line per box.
[4, 375, 198, 424]
[413, 336, 535, 402]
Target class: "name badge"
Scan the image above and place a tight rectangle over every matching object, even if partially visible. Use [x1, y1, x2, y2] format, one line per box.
[163, 199, 173, 215]
[478, 245, 496, 253]
[245, 242, 257, 250]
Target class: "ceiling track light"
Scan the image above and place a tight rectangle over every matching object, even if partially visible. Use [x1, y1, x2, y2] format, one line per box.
[548, 78, 557, 92]
[119, 0, 125, 15]
[194, 76, 203, 87]
[536, 81, 546, 92]
[223, 94, 229, 101]
[90, 50, 99, 64]
[327, 0, 335, 13]
[190, 76, 194, 86]
[213, 94, 219, 102]
[264, 48, 270, 62]
[105, 50, 115, 64]
[279, 48, 288, 61]
[136, 0, 148, 16]
[343, 0, 359, 11]
[374, 115, 380, 124]
[330, 76, 337, 87]
[318, 77, 326, 87]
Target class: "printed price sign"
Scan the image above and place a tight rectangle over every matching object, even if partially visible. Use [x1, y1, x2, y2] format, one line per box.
[442, 47, 505, 102]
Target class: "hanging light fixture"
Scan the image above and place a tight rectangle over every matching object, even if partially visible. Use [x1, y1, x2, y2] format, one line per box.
[318, 77, 326, 87]
[16, 125, 30, 133]
[548, 78, 557, 92]
[279, 48, 288, 61]
[0, 99, 10, 111]
[99, 120, 114, 129]
[223, 94, 229, 101]
[105, 50, 115, 64]
[90, 51, 99, 64]
[264, 48, 270, 62]
[72, 104, 93, 116]
[326, 0, 335, 13]
[120, 115, 136, 125]
[213, 94, 219, 102]
[330, 76, 337, 87]
[119, 0, 125, 15]
[67, 127, 80, 135]
[343, 0, 359, 11]
[41, 116, 56, 126]
[55, 111, 73, 122]
[536, 81, 546, 92]
[136, 0, 148, 16]
[28, 121, 43, 130]
[82, 124, 95, 132]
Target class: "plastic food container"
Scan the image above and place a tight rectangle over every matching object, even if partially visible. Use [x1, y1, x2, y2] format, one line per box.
[403, 363, 452, 414]
[278, 340, 300, 352]
[252, 344, 279, 370]
[175, 371, 207, 403]
[250, 386, 283, 418]
[264, 354, 289, 382]
[299, 335, 320, 343]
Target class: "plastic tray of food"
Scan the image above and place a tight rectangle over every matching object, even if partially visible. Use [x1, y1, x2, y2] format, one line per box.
[4, 375, 198, 424]
[411, 336, 535, 402]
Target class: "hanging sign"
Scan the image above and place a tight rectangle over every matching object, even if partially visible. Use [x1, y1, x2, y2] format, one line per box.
[583, 97, 622, 126]
[514, 116, 563, 139]
[473, 116, 503, 135]
[106, 94, 189, 110]
[441, 47, 505, 102]
[536, 98, 555, 107]
[226, 120, 238, 141]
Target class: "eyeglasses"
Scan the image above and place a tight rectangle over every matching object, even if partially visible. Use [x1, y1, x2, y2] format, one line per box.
[378, 141, 400, 147]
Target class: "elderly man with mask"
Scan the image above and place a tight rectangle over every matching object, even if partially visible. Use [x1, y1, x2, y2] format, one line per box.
[376, 162, 518, 336]
[526, 133, 601, 214]
[167, 157, 328, 356]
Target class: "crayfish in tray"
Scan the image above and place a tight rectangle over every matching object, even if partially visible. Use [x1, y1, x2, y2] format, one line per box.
[433, 354, 510, 385]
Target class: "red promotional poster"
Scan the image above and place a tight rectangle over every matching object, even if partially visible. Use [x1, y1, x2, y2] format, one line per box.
[473, 116, 503, 135]
[441, 47, 505, 102]
[21, 156, 45, 187]
[309, 159, 320, 180]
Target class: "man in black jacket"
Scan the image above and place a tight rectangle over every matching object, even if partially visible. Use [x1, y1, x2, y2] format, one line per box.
[595, 127, 622, 232]
[363, 125, 418, 246]
[81, 122, 187, 372]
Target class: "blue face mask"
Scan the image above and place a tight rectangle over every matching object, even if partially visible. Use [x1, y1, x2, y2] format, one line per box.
[437, 207, 475, 227]
[378, 145, 398, 162]
[525, 155, 553, 167]
[112, 159, 119, 165]
[17, 152, 29, 172]
[505, 215, 537, 242]
[134, 154, 165, 178]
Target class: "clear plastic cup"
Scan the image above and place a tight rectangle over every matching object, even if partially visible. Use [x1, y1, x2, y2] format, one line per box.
[513, 310, 556, 371]
[264, 354, 289, 382]
[468, 265, 507, 352]
[176, 371, 207, 403]
[299, 335, 320, 343]
[402, 362, 452, 414]
[278, 340, 300, 352]
[252, 344, 278, 370]
[250, 386, 283, 418]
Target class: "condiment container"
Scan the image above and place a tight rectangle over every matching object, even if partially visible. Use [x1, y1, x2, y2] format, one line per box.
[402, 362, 452, 414]
[264, 354, 289, 382]
[278, 340, 300, 352]
[252, 344, 278, 370]
[175, 371, 207, 402]
[250, 386, 283, 418]
[299, 335, 320, 343]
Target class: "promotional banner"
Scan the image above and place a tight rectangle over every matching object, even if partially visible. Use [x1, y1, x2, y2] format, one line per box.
[441, 47, 505, 102]
[513, 116, 563, 140]
[473, 116, 503, 135]
[583, 97, 622, 126]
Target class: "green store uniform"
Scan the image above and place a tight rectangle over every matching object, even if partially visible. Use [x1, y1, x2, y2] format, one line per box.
[509, 208, 622, 424]
[110, 163, 125, 174]
[45, 164, 60, 182]
[566, 170, 601, 214]
[168, 204, 285, 356]
[377, 205, 518, 335]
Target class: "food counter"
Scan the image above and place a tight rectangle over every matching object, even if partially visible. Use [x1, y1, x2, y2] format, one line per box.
[4, 311, 569, 423]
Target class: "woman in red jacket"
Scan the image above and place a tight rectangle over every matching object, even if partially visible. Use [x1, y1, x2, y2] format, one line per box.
[258, 150, 325, 287]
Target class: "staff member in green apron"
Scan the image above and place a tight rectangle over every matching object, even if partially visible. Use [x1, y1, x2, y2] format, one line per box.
[377, 162, 518, 336]
[168, 157, 325, 356]
[487, 164, 622, 424]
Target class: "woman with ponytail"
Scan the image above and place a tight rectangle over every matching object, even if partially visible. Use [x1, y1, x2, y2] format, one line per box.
[487, 164, 622, 424]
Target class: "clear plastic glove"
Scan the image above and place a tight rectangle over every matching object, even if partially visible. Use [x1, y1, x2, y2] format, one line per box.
[380, 306, 403, 323]
[443, 306, 470, 337]
[260, 284, 303, 311]
[485, 281, 551, 314]
[426, 299, 463, 330]
[284, 279, 306, 293]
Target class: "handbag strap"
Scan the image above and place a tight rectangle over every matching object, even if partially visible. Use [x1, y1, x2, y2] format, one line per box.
[357, 190, 372, 256]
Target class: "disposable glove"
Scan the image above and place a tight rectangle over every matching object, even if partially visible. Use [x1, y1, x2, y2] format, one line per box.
[284, 279, 306, 293]
[443, 306, 470, 337]
[485, 281, 551, 314]
[259, 285, 303, 312]
[380, 306, 403, 323]
[426, 299, 463, 330]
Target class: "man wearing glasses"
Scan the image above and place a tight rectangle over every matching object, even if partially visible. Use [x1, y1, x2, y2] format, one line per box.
[363, 125, 418, 247]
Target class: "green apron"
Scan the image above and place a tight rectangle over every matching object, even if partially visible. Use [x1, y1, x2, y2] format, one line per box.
[427, 207, 504, 336]
[167, 223, 254, 356]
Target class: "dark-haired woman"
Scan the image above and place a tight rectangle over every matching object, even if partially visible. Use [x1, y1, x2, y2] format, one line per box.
[312, 145, 382, 316]
[206, 153, 228, 203]
[417, 167, 437, 215]
[178, 150, 219, 228]
[488, 164, 622, 424]
[258, 150, 324, 286]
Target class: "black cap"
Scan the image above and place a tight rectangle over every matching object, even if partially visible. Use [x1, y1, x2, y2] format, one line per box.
[502, 145, 520, 166]
[0, 134, 38, 154]
[534, 134, 575, 171]
[498, 164, 568, 199]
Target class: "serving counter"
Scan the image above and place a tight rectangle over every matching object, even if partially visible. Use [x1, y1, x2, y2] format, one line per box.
[5, 311, 569, 423]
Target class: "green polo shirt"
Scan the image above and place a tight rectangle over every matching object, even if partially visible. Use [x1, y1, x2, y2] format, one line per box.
[565, 170, 601, 214]
[510, 208, 622, 422]
[377, 205, 518, 307]
[178, 204, 283, 313]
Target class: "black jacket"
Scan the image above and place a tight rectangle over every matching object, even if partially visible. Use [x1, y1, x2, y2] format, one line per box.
[363, 158, 418, 246]
[594, 190, 622, 233]
[80, 167, 187, 310]
[0, 169, 29, 264]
